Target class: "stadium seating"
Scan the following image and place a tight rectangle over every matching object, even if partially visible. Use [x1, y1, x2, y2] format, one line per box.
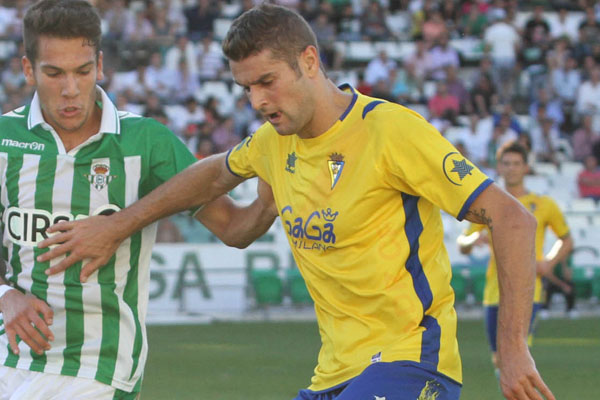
[286, 268, 313, 305]
[250, 269, 283, 305]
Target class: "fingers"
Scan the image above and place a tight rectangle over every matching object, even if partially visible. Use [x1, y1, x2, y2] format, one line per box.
[7, 330, 19, 355]
[37, 233, 72, 261]
[32, 299, 54, 342]
[44, 220, 75, 235]
[44, 253, 82, 276]
[531, 375, 555, 400]
[80, 259, 105, 283]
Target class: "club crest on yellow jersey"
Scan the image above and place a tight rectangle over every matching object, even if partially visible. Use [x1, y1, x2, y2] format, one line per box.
[328, 152, 345, 189]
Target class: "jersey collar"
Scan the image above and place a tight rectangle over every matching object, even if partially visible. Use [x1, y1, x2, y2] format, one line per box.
[27, 85, 121, 135]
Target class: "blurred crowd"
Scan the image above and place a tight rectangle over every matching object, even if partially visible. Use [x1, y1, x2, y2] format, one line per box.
[1, 0, 600, 240]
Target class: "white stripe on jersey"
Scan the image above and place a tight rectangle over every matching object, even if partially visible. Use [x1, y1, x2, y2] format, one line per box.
[112, 156, 141, 387]
[43, 155, 76, 374]
[14, 154, 40, 369]
[79, 158, 110, 379]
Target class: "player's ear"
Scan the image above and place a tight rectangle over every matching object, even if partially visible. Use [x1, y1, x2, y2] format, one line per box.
[96, 50, 104, 82]
[22, 56, 35, 86]
[300, 45, 320, 78]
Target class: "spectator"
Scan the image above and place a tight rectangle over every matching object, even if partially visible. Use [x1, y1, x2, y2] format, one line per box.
[483, 10, 520, 97]
[530, 87, 564, 128]
[389, 65, 419, 104]
[196, 137, 216, 160]
[471, 74, 498, 117]
[232, 96, 255, 138]
[459, 4, 488, 38]
[427, 33, 460, 81]
[572, 114, 600, 162]
[530, 117, 561, 164]
[576, 66, 600, 119]
[578, 6, 600, 46]
[446, 65, 471, 114]
[335, 4, 362, 42]
[143, 93, 169, 127]
[493, 103, 523, 135]
[1, 56, 26, 95]
[551, 55, 582, 106]
[364, 50, 397, 86]
[145, 51, 173, 100]
[165, 35, 198, 75]
[578, 154, 600, 201]
[355, 71, 372, 96]
[428, 81, 459, 120]
[456, 113, 493, 167]
[184, 0, 219, 41]
[523, 5, 550, 46]
[360, 0, 391, 41]
[171, 57, 201, 104]
[152, 6, 178, 51]
[212, 117, 240, 153]
[197, 34, 225, 81]
[405, 35, 433, 88]
[310, 11, 339, 68]
[171, 95, 206, 136]
[422, 10, 447, 45]
[550, 8, 579, 41]
[123, 8, 155, 42]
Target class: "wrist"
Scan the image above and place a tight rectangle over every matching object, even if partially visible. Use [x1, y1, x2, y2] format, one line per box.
[0, 284, 16, 304]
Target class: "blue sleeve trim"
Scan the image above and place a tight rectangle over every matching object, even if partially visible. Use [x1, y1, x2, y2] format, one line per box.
[362, 100, 385, 119]
[225, 148, 244, 178]
[457, 178, 494, 221]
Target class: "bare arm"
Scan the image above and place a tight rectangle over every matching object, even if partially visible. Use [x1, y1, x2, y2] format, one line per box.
[537, 235, 574, 292]
[196, 178, 278, 249]
[38, 152, 244, 281]
[464, 183, 555, 400]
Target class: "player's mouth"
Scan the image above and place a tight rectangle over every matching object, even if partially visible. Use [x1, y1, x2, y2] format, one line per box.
[59, 106, 81, 118]
[267, 111, 282, 124]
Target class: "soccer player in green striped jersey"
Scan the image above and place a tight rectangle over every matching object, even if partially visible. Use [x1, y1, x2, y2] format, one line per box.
[0, 1, 275, 399]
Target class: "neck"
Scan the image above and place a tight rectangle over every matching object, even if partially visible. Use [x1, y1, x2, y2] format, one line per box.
[505, 182, 527, 198]
[298, 78, 353, 139]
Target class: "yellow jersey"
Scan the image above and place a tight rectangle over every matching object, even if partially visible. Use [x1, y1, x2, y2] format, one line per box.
[464, 192, 570, 305]
[227, 86, 492, 389]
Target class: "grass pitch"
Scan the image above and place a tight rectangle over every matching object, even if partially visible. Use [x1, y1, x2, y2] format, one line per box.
[142, 317, 599, 399]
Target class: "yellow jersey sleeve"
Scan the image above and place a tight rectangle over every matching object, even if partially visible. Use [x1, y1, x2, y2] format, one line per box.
[464, 222, 485, 235]
[545, 197, 570, 238]
[379, 109, 492, 220]
[225, 124, 273, 182]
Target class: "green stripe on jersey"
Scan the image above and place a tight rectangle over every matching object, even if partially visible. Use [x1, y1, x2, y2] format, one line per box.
[29, 154, 57, 371]
[4, 153, 23, 367]
[95, 157, 124, 385]
[125, 231, 142, 380]
[61, 160, 89, 376]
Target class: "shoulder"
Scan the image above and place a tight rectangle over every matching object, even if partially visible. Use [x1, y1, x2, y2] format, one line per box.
[119, 113, 173, 137]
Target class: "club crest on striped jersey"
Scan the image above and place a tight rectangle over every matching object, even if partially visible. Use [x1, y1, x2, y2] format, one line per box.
[328, 153, 345, 190]
[85, 163, 116, 191]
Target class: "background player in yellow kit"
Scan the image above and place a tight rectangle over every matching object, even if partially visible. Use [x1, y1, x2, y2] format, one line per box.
[458, 141, 573, 378]
[38, 4, 554, 400]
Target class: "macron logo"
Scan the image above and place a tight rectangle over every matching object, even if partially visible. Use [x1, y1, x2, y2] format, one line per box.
[1, 139, 45, 151]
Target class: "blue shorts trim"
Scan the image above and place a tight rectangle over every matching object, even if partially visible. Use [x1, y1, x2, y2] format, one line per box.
[484, 303, 543, 352]
[293, 362, 461, 400]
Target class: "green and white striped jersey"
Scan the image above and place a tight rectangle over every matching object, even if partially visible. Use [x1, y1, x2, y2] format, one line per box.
[0, 87, 197, 393]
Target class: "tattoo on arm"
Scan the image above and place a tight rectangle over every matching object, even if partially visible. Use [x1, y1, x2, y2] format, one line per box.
[466, 208, 493, 232]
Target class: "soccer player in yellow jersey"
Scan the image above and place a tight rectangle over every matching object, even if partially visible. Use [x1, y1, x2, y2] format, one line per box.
[458, 141, 573, 377]
[39, 4, 555, 400]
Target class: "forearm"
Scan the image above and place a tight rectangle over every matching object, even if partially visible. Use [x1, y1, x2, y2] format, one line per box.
[111, 152, 241, 240]
[492, 206, 537, 357]
[196, 195, 276, 248]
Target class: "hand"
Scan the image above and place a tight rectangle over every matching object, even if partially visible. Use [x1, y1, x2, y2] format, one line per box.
[497, 345, 555, 400]
[535, 260, 551, 276]
[0, 290, 54, 355]
[37, 215, 124, 283]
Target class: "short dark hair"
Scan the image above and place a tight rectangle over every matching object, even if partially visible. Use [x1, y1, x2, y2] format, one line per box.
[497, 141, 529, 163]
[23, 0, 102, 65]
[222, 3, 320, 74]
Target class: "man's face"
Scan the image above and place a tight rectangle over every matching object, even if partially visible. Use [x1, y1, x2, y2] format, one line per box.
[230, 49, 314, 137]
[498, 152, 528, 187]
[23, 36, 103, 137]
